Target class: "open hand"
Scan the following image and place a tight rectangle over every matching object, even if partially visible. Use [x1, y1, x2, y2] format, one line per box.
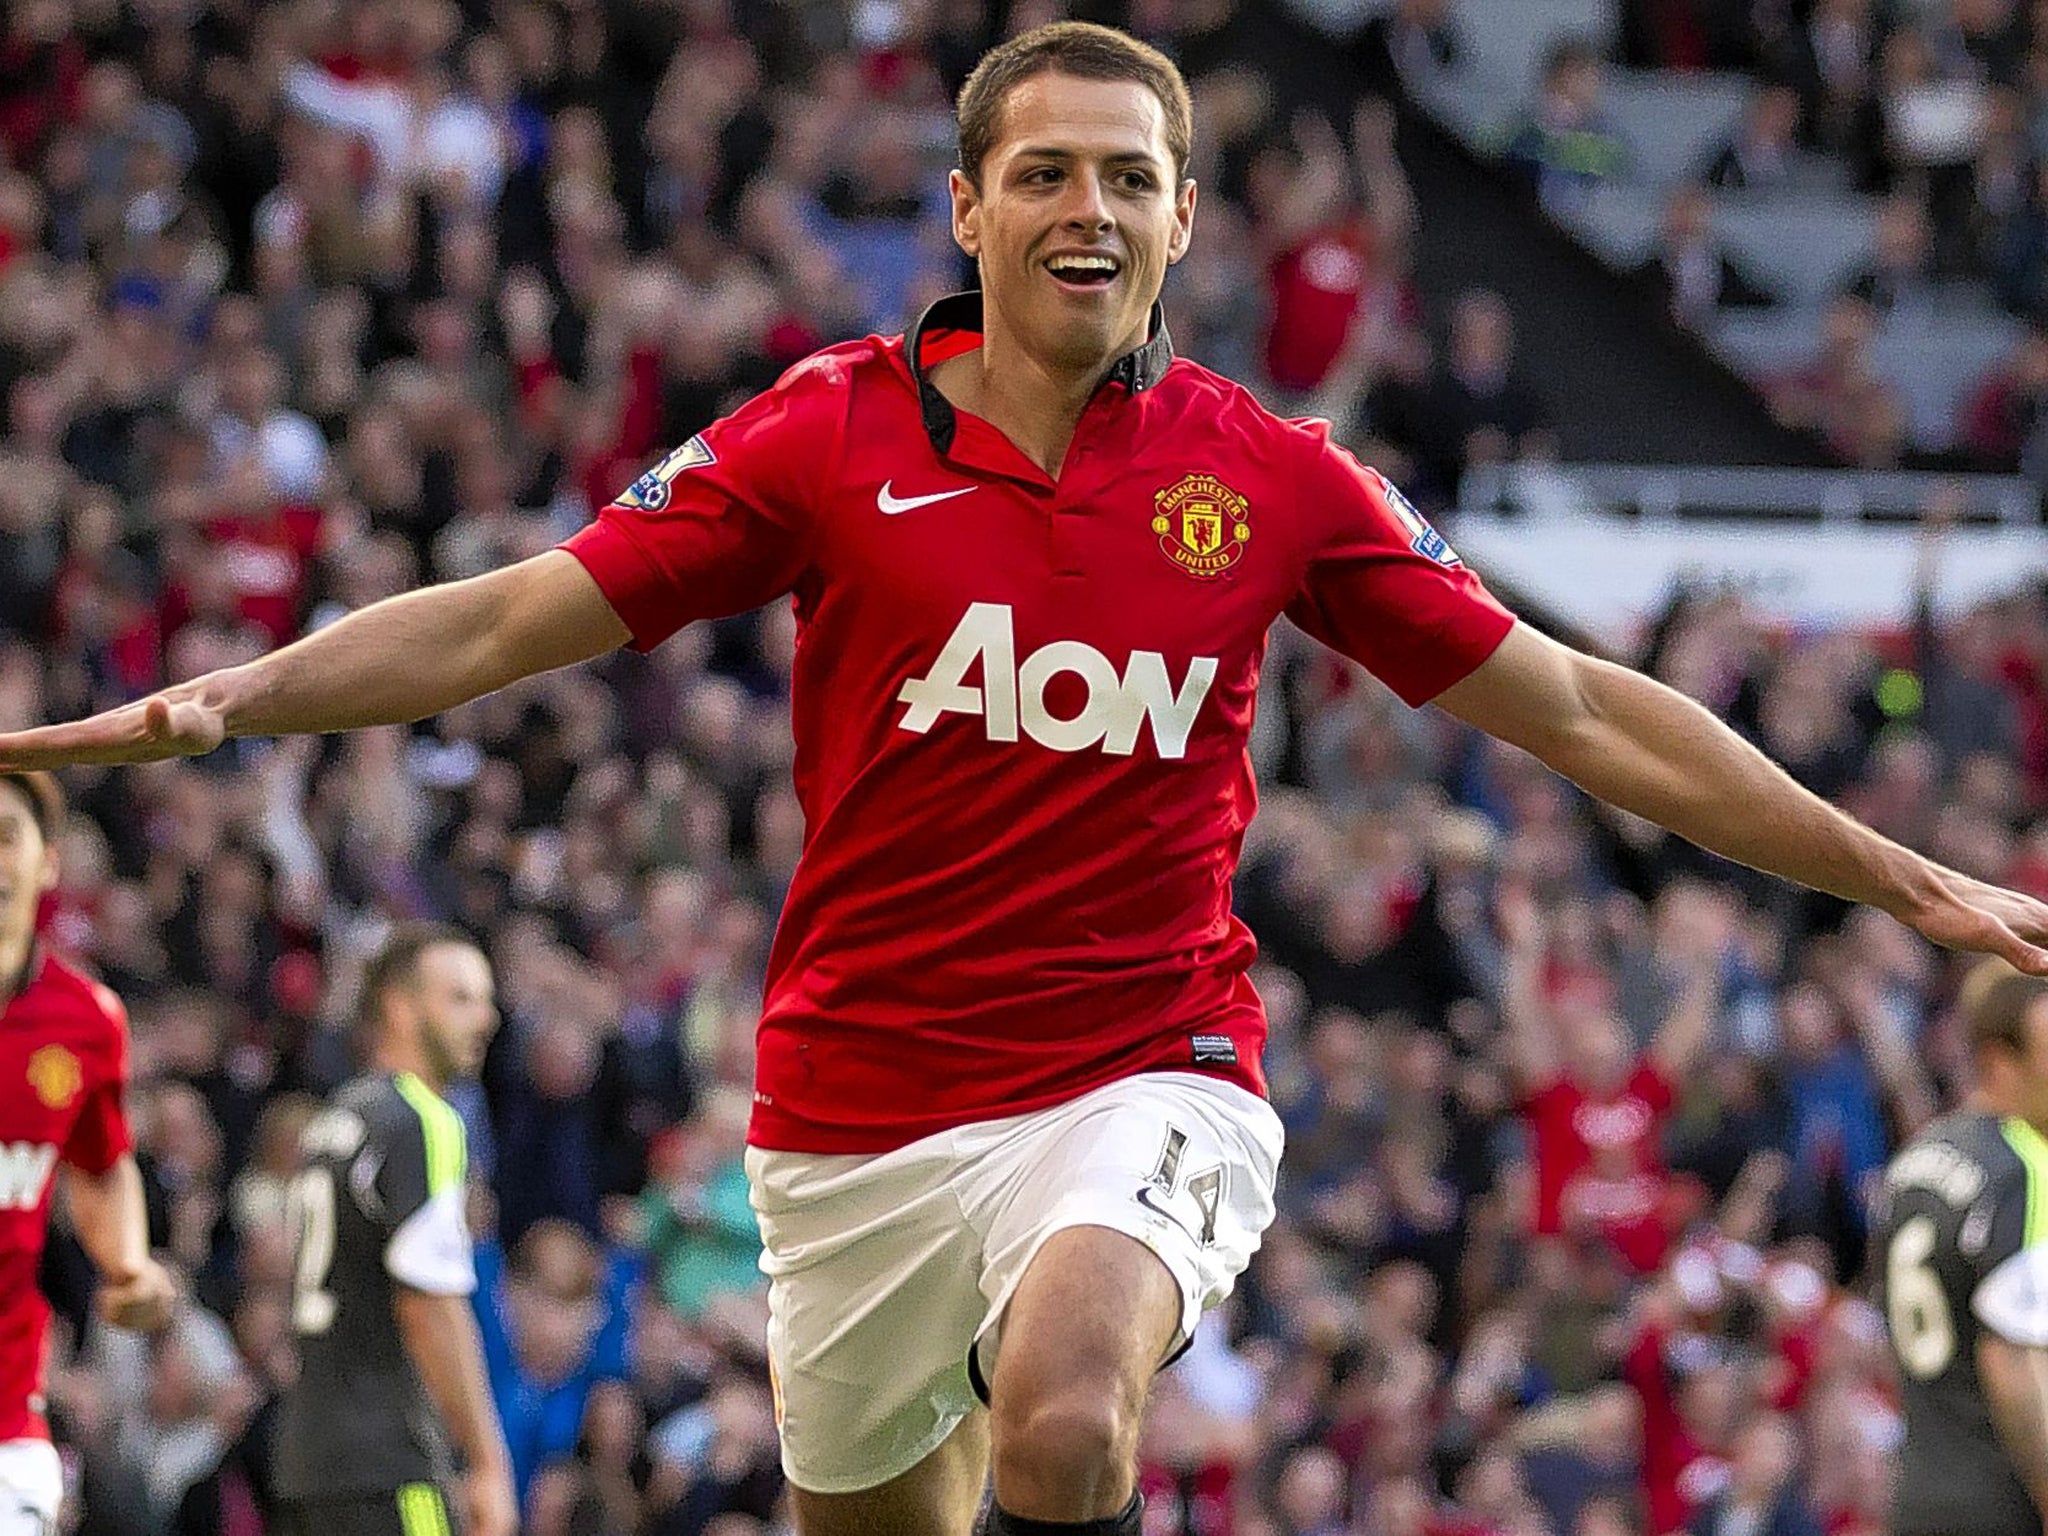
[1902, 869, 2048, 975]
[0, 687, 229, 772]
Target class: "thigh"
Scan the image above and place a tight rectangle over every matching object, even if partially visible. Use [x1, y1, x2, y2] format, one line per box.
[748, 1143, 988, 1495]
[787, 1408, 988, 1536]
[974, 1071, 1284, 1378]
[986, 1223, 1182, 1421]
[0, 1441, 59, 1536]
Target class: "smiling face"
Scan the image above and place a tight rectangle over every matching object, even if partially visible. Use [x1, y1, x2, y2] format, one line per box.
[950, 70, 1195, 376]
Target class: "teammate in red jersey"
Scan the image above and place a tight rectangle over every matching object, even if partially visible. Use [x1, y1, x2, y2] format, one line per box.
[4, 21, 2048, 1536]
[0, 772, 173, 1534]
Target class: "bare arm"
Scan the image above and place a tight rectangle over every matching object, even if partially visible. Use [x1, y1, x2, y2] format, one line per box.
[395, 1287, 516, 1536]
[1494, 883, 1559, 1091]
[1436, 624, 2048, 972]
[0, 552, 630, 770]
[62, 1156, 173, 1331]
[1649, 960, 1717, 1082]
[1980, 1334, 2048, 1521]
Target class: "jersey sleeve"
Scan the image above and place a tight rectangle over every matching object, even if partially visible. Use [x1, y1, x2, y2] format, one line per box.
[1284, 433, 1517, 707]
[1972, 1156, 2048, 1346]
[370, 1080, 476, 1297]
[559, 354, 845, 652]
[61, 985, 133, 1175]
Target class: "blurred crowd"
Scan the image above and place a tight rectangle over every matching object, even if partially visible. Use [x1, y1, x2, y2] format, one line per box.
[1418, 0, 2048, 475]
[3, 2, 2048, 1535]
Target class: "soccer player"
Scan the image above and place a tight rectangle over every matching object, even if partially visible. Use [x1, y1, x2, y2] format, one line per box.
[3, 21, 2046, 1536]
[1878, 962, 2048, 1536]
[271, 924, 515, 1536]
[0, 771, 173, 1535]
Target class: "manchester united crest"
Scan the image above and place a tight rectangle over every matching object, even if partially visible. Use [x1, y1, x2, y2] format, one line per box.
[27, 1046, 80, 1111]
[1152, 473, 1251, 579]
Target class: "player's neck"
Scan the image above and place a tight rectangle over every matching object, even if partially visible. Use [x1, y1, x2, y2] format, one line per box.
[0, 931, 32, 1007]
[951, 312, 1150, 478]
[371, 1040, 444, 1096]
[1969, 1084, 2036, 1131]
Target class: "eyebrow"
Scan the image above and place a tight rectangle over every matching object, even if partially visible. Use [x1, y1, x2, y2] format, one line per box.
[1010, 146, 1164, 168]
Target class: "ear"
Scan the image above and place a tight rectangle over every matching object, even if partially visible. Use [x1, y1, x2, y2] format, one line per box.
[1167, 177, 1198, 267]
[949, 167, 982, 261]
[36, 841, 57, 896]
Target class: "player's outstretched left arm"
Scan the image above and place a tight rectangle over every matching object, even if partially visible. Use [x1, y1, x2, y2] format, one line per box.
[63, 1155, 174, 1332]
[1435, 623, 2048, 973]
[0, 552, 630, 772]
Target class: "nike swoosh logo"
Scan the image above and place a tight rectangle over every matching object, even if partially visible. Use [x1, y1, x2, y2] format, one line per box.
[1135, 1185, 1199, 1245]
[878, 480, 976, 515]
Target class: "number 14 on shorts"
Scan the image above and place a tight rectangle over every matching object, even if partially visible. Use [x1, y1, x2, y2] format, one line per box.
[1138, 1126, 1224, 1247]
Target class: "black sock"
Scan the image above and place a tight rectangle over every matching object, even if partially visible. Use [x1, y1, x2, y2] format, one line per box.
[985, 1492, 1142, 1535]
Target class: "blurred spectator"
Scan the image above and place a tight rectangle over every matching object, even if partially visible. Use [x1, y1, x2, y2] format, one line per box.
[477, 1218, 635, 1508]
[1689, 1413, 1825, 1536]
[1704, 83, 1805, 190]
[1351, 0, 1462, 102]
[1401, 290, 1554, 504]
[1632, 184, 1776, 330]
[1842, 194, 1937, 317]
[1504, 38, 1631, 215]
[1774, 0, 1884, 168]
[1499, 878, 1720, 1276]
[640, 1088, 762, 1323]
[1960, 324, 2048, 467]
[1765, 293, 1910, 467]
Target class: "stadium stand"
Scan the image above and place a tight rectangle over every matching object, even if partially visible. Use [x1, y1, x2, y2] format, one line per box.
[1, 1, 2047, 1534]
[1408, 0, 2048, 465]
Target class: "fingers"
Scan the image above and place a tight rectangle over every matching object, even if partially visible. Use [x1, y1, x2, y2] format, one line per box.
[0, 694, 218, 770]
[1987, 918, 2048, 977]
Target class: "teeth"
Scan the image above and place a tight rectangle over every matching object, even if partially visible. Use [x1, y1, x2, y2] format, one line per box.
[1050, 256, 1118, 274]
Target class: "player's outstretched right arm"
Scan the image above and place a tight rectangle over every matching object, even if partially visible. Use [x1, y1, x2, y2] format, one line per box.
[0, 552, 630, 771]
[1978, 1334, 2048, 1529]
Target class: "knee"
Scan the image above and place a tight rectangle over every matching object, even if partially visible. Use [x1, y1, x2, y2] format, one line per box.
[991, 1379, 1138, 1489]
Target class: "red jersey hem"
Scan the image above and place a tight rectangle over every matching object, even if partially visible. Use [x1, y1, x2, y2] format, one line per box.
[560, 522, 673, 653]
[745, 1059, 1267, 1154]
[1397, 604, 1518, 707]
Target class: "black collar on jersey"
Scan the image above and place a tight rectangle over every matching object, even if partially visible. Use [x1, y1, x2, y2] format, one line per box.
[907, 289, 1175, 455]
[0, 941, 42, 1012]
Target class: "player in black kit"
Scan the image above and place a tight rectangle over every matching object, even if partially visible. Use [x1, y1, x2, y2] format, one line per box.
[1878, 961, 2048, 1536]
[271, 925, 515, 1536]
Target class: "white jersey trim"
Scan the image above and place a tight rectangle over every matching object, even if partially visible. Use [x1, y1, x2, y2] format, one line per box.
[1973, 1242, 2048, 1346]
[383, 1187, 476, 1296]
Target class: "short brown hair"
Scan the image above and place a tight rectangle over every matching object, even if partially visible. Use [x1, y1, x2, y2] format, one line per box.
[0, 773, 64, 844]
[1963, 958, 2048, 1057]
[358, 921, 477, 1033]
[956, 21, 1194, 187]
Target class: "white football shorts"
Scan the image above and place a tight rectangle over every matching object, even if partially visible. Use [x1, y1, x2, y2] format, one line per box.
[746, 1070, 1284, 1494]
[0, 1440, 61, 1536]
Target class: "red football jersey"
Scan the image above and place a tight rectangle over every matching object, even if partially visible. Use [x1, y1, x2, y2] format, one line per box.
[1522, 1059, 1678, 1272]
[0, 949, 132, 1440]
[563, 292, 1516, 1152]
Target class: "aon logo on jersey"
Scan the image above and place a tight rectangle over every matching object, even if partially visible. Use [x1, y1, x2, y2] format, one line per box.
[897, 603, 1218, 758]
[0, 1143, 57, 1210]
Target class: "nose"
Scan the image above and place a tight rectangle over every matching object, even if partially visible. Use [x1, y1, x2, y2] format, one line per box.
[1061, 168, 1114, 236]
